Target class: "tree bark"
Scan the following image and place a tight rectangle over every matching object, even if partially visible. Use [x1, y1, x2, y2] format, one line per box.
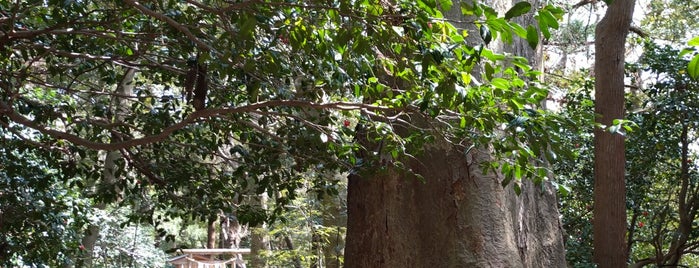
[250, 194, 270, 268]
[345, 142, 565, 267]
[593, 0, 635, 267]
[663, 121, 690, 265]
[79, 68, 135, 267]
[344, 0, 565, 266]
[283, 235, 303, 268]
[321, 175, 345, 268]
[345, 145, 513, 267]
[220, 212, 246, 249]
[310, 231, 321, 268]
[207, 215, 217, 249]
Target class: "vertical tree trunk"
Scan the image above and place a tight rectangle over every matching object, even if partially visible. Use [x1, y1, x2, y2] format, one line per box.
[593, 0, 635, 267]
[664, 122, 691, 265]
[500, 2, 565, 266]
[321, 175, 345, 268]
[207, 215, 217, 249]
[310, 231, 321, 268]
[345, 145, 517, 267]
[79, 68, 135, 267]
[219, 212, 246, 249]
[283, 235, 303, 268]
[250, 194, 270, 268]
[345, 142, 566, 267]
[344, 0, 566, 266]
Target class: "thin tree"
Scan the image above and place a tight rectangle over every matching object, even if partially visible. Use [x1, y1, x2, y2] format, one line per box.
[593, 0, 636, 266]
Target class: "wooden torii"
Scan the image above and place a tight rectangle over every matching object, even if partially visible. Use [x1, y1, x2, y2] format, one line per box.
[168, 248, 251, 268]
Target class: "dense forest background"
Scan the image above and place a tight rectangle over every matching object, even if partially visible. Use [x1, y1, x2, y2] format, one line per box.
[2, 0, 699, 267]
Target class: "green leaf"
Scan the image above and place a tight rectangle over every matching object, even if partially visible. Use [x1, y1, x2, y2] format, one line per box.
[482, 5, 499, 19]
[545, 5, 565, 18]
[526, 25, 538, 49]
[688, 54, 699, 80]
[485, 62, 494, 80]
[537, 17, 551, 39]
[460, 72, 472, 84]
[501, 164, 512, 182]
[679, 48, 695, 57]
[451, 33, 464, 43]
[492, 77, 509, 90]
[505, 2, 531, 20]
[551, 181, 570, 197]
[510, 22, 527, 38]
[439, 0, 453, 11]
[460, 1, 476, 16]
[240, 14, 257, 37]
[539, 10, 559, 29]
[536, 6, 561, 40]
[689, 36, 699, 46]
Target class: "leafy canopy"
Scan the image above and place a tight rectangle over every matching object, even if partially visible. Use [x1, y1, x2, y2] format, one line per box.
[0, 0, 568, 263]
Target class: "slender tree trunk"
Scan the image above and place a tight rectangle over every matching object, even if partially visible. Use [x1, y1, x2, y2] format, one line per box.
[310, 231, 321, 268]
[627, 208, 639, 259]
[593, 0, 635, 267]
[207, 215, 217, 249]
[664, 122, 690, 265]
[321, 175, 345, 268]
[284, 235, 303, 268]
[220, 212, 246, 249]
[79, 68, 135, 267]
[250, 194, 270, 268]
[344, 0, 565, 266]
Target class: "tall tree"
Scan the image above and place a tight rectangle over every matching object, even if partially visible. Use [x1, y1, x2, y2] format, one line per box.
[320, 175, 345, 268]
[593, 0, 636, 266]
[552, 43, 699, 266]
[624, 42, 699, 267]
[249, 194, 270, 268]
[80, 67, 135, 267]
[344, 0, 567, 266]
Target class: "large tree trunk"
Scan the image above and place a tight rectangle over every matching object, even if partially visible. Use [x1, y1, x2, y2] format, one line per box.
[500, 3, 565, 266]
[344, 0, 565, 266]
[345, 142, 565, 267]
[593, 0, 635, 267]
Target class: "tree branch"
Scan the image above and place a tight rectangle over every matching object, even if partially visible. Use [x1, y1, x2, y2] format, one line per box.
[572, 0, 598, 9]
[0, 99, 398, 151]
[123, 0, 214, 53]
[629, 26, 648, 38]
